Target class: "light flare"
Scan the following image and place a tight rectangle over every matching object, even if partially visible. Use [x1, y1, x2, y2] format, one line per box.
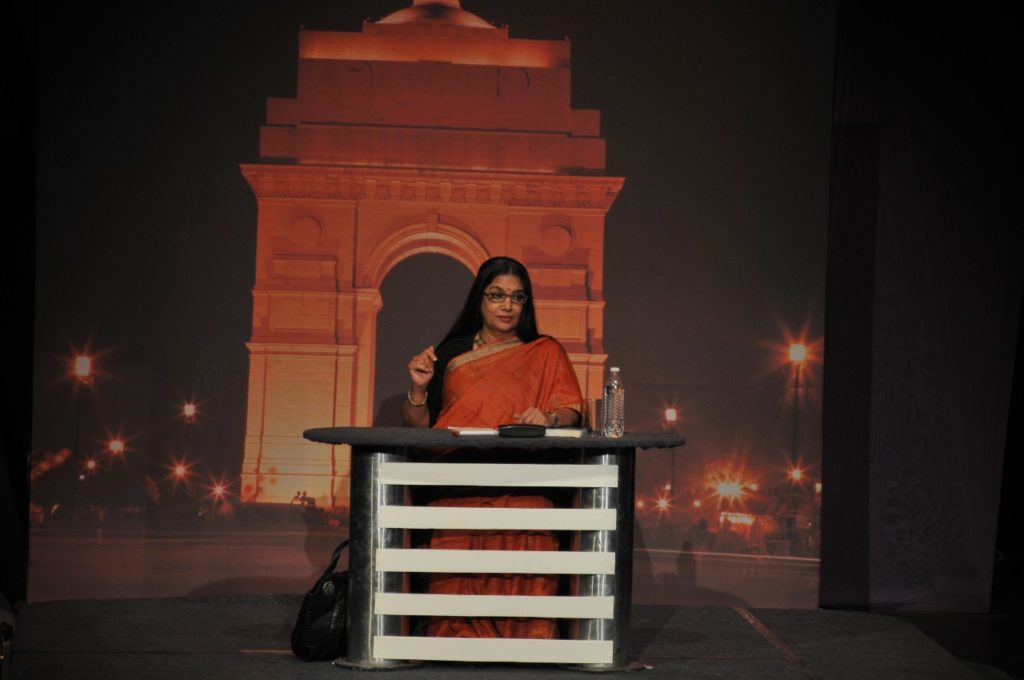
[166, 455, 195, 487]
[73, 355, 93, 381]
[715, 481, 743, 501]
[66, 343, 111, 384]
[788, 466, 805, 482]
[705, 457, 759, 512]
[204, 475, 233, 503]
[788, 343, 808, 364]
[654, 493, 673, 515]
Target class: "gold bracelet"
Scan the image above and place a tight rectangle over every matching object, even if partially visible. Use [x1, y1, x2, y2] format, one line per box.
[407, 389, 428, 407]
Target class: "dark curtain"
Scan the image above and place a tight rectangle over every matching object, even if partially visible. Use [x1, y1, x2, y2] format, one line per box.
[821, 2, 1020, 611]
[2, 2, 35, 609]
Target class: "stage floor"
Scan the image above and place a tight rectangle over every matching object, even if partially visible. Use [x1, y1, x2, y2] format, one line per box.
[6, 595, 1011, 679]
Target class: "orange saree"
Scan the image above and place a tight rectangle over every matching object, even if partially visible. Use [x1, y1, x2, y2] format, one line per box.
[433, 336, 583, 431]
[426, 336, 582, 639]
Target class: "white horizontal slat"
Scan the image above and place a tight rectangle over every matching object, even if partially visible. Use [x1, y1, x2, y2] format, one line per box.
[374, 636, 613, 664]
[376, 548, 615, 574]
[380, 506, 616, 530]
[374, 593, 614, 619]
[380, 462, 618, 488]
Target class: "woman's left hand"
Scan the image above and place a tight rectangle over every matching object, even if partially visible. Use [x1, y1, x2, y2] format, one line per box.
[514, 407, 550, 427]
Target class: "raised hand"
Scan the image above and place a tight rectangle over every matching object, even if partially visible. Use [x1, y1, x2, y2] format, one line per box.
[408, 345, 438, 389]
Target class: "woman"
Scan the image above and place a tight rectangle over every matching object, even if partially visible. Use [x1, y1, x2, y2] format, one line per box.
[401, 256, 583, 639]
[402, 256, 582, 431]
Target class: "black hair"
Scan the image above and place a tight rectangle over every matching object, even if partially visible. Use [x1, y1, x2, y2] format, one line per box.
[440, 256, 540, 345]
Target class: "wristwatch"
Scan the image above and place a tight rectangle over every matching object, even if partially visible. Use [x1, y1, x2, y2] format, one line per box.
[547, 411, 559, 428]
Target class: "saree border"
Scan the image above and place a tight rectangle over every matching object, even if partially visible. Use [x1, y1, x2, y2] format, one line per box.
[445, 337, 523, 376]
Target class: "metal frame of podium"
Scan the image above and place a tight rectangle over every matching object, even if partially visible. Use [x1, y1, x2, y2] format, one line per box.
[303, 427, 683, 670]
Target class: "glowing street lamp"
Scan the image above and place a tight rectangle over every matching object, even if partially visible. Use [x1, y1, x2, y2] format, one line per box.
[108, 438, 126, 456]
[206, 475, 232, 505]
[166, 455, 195, 489]
[73, 355, 93, 384]
[783, 341, 810, 552]
[183, 402, 197, 424]
[715, 481, 744, 502]
[659, 407, 682, 497]
[69, 350, 97, 522]
[788, 342, 807, 475]
[662, 407, 679, 430]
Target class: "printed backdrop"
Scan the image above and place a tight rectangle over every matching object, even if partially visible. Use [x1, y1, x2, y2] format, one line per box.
[32, 0, 835, 607]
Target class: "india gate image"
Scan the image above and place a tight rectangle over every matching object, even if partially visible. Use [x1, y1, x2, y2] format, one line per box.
[240, 0, 622, 507]
[30, 0, 840, 612]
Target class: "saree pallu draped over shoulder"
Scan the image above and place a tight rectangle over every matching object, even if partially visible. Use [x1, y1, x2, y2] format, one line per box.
[425, 336, 583, 639]
[434, 336, 582, 430]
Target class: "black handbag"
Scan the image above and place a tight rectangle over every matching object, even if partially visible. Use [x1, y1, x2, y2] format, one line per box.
[291, 539, 349, 661]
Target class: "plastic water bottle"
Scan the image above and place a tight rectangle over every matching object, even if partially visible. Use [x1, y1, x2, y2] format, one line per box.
[602, 367, 625, 438]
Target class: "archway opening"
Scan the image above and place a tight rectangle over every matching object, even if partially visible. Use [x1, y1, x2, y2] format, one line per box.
[373, 253, 474, 425]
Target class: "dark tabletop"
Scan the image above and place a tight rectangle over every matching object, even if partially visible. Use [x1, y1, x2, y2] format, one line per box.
[303, 426, 684, 450]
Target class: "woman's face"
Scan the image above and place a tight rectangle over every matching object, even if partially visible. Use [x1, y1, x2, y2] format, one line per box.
[479, 274, 526, 340]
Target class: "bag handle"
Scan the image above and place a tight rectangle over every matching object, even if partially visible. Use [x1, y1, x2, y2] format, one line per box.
[318, 539, 349, 582]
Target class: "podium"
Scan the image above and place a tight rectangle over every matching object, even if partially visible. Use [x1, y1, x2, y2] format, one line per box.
[303, 426, 683, 670]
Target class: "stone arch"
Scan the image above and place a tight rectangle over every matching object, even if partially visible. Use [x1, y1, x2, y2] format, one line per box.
[371, 253, 475, 426]
[364, 220, 490, 290]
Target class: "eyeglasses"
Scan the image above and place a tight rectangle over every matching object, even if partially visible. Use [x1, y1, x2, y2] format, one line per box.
[483, 290, 529, 305]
